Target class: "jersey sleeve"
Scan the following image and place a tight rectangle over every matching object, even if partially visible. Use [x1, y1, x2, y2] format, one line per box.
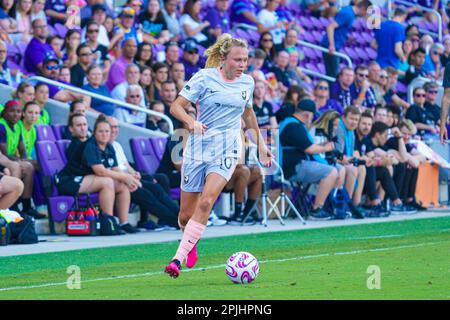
[245, 77, 255, 108]
[83, 141, 102, 167]
[179, 70, 205, 103]
[443, 62, 450, 88]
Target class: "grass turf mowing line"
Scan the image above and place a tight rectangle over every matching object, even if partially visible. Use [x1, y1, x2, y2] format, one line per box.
[0, 217, 449, 299]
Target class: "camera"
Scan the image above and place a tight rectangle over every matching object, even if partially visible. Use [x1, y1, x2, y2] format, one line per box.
[349, 158, 366, 166]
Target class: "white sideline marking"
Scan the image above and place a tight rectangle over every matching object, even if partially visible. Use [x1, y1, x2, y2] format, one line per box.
[0, 241, 444, 293]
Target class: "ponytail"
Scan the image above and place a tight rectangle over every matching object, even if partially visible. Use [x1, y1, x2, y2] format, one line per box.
[205, 33, 248, 68]
[93, 113, 110, 133]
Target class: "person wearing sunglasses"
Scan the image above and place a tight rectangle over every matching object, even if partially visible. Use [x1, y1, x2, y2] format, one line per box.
[350, 65, 377, 110]
[423, 82, 441, 125]
[422, 43, 444, 81]
[113, 84, 146, 127]
[83, 20, 111, 78]
[405, 87, 438, 137]
[313, 80, 343, 117]
[24, 18, 56, 74]
[70, 43, 94, 88]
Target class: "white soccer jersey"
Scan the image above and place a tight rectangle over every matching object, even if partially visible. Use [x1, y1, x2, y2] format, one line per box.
[179, 67, 255, 162]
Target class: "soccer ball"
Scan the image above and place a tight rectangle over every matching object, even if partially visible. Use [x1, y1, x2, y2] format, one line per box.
[225, 251, 259, 284]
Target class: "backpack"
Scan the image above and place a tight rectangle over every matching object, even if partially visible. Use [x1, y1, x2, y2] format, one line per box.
[9, 215, 39, 244]
[324, 189, 349, 220]
[0, 217, 10, 246]
[99, 213, 121, 236]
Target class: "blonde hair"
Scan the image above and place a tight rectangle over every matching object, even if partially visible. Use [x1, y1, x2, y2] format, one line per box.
[313, 110, 340, 135]
[205, 33, 248, 68]
[399, 119, 417, 135]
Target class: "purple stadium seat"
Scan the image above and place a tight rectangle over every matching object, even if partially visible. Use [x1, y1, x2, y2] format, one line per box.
[365, 47, 377, 60]
[361, 32, 373, 44]
[130, 137, 160, 175]
[149, 137, 168, 162]
[303, 32, 315, 44]
[311, 30, 323, 44]
[52, 124, 65, 140]
[54, 23, 68, 38]
[56, 139, 71, 164]
[355, 47, 368, 61]
[36, 124, 56, 141]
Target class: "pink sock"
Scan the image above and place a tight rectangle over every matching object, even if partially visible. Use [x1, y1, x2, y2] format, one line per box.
[173, 219, 205, 263]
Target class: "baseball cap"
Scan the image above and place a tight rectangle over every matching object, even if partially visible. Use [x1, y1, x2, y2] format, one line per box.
[120, 7, 136, 17]
[183, 39, 198, 53]
[92, 3, 107, 13]
[297, 99, 316, 114]
[43, 55, 60, 65]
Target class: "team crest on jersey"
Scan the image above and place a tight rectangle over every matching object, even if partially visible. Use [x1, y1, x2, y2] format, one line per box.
[241, 90, 247, 100]
[108, 158, 114, 167]
[185, 85, 191, 91]
[184, 175, 189, 183]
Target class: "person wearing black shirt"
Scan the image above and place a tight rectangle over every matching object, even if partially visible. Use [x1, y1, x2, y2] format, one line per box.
[423, 82, 441, 125]
[57, 114, 140, 234]
[269, 51, 291, 91]
[363, 122, 416, 215]
[252, 80, 277, 129]
[279, 99, 338, 220]
[404, 48, 427, 85]
[275, 85, 306, 123]
[70, 44, 94, 88]
[406, 87, 438, 137]
[440, 61, 450, 142]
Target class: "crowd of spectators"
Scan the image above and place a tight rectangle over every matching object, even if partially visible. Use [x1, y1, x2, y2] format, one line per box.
[0, 0, 449, 232]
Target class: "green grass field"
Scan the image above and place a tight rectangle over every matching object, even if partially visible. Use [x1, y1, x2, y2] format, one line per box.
[1, 217, 450, 300]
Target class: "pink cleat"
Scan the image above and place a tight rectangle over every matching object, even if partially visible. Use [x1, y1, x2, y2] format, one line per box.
[185, 243, 198, 268]
[164, 259, 181, 278]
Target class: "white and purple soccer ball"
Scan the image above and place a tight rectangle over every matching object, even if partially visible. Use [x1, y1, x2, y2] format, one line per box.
[226, 251, 259, 284]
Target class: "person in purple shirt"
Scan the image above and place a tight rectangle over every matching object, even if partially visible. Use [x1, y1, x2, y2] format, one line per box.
[106, 38, 138, 90]
[313, 80, 344, 118]
[181, 39, 204, 80]
[330, 67, 354, 109]
[45, 0, 67, 26]
[204, 0, 231, 43]
[350, 65, 377, 109]
[24, 19, 56, 74]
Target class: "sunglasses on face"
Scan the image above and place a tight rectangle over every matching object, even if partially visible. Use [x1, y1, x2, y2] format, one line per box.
[46, 65, 59, 70]
[317, 85, 328, 90]
[380, 75, 387, 79]
[427, 90, 438, 94]
[130, 95, 141, 98]
[357, 73, 368, 78]
[432, 51, 441, 55]
[79, 52, 92, 57]
[262, 38, 273, 42]
[415, 94, 426, 98]
[88, 29, 99, 33]
[187, 50, 198, 54]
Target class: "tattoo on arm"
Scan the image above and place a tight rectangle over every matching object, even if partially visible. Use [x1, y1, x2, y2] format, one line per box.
[441, 88, 450, 125]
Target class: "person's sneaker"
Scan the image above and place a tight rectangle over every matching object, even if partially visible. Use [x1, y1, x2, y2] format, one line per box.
[137, 220, 157, 230]
[407, 201, 427, 211]
[347, 201, 365, 219]
[120, 223, 140, 234]
[154, 224, 178, 232]
[308, 207, 333, 221]
[206, 219, 213, 227]
[366, 204, 390, 218]
[186, 243, 198, 268]
[164, 259, 181, 278]
[21, 208, 46, 220]
[208, 210, 227, 226]
[390, 204, 417, 215]
[228, 214, 256, 226]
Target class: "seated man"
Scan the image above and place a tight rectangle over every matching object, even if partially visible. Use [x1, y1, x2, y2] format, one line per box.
[279, 99, 339, 220]
[111, 64, 146, 109]
[113, 85, 146, 127]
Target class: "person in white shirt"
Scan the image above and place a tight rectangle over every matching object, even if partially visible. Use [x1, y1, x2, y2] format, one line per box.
[257, 0, 285, 46]
[111, 64, 147, 109]
[179, 0, 210, 46]
[113, 85, 147, 127]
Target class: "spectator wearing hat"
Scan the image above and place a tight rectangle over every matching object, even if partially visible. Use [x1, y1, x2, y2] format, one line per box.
[204, 0, 231, 43]
[181, 39, 204, 81]
[106, 37, 138, 90]
[373, 7, 407, 70]
[423, 82, 441, 125]
[0, 41, 12, 86]
[81, 1, 115, 25]
[70, 43, 95, 88]
[114, 7, 145, 45]
[162, 0, 181, 41]
[24, 18, 56, 74]
[279, 98, 338, 220]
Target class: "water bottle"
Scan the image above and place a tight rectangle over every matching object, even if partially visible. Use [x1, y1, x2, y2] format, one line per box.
[361, 144, 366, 156]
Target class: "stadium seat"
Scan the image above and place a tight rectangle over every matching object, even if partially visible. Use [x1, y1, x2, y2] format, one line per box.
[36, 124, 57, 141]
[56, 139, 71, 164]
[52, 124, 65, 140]
[149, 137, 168, 162]
[130, 137, 160, 175]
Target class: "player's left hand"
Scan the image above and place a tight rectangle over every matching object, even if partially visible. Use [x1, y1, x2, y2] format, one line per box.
[260, 146, 274, 167]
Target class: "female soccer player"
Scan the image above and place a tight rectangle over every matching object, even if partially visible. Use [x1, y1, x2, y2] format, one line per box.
[164, 34, 273, 278]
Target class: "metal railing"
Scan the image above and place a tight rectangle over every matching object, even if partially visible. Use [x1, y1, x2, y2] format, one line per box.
[27, 76, 174, 134]
[299, 67, 336, 82]
[387, 0, 442, 42]
[297, 40, 353, 69]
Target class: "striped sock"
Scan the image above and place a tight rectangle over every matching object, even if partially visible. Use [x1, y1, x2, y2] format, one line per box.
[173, 219, 206, 263]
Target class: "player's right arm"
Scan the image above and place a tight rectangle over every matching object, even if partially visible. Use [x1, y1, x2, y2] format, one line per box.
[170, 95, 207, 134]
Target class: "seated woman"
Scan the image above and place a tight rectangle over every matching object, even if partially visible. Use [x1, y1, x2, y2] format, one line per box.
[19, 101, 40, 164]
[13, 83, 35, 109]
[0, 100, 42, 219]
[82, 64, 116, 116]
[179, 0, 211, 47]
[34, 83, 52, 125]
[56, 114, 140, 234]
